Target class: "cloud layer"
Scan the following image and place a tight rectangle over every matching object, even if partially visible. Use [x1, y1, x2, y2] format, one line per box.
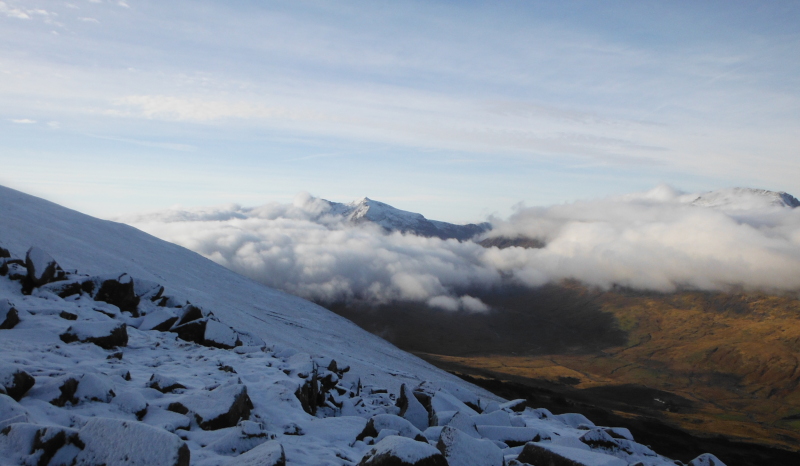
[123, 186, 800, 310]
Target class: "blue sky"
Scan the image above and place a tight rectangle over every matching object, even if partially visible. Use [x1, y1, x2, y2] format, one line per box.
[1, 0, 798, 222]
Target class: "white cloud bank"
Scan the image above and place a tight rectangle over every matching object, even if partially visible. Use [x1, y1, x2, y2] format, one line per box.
[122, 186, 800, 311]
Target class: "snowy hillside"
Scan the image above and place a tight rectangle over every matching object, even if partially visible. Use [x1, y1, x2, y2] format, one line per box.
[689, 187, 800, 211]
[327, 197, 489, 241]
[0, 186, 722, 466]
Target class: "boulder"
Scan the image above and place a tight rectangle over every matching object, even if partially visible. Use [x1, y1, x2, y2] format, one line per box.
[231, 440, 285, 466]
[471, 410, 512, 427]
[444, 412, 480, 439]
[476, 425, 548, 447]
[0, 244, 9, 258]
[688, 453, 727, 466]
[397, 383, 429, 431]
[138, 308, 178, 332]
[74, 417, 189, 466]
[0, 299, 20, 329]
[579, 428, 620, 450]
[147, 374, 187, 393]
[167, 383, 252, 430]
[356, 414, 426, 442]
[171, 318, 240, 349]
[60, 321, 128, 349]
[0, 423, 84, 466]
[49, 374, 116, 406]
[358, 436, 448, 466]
[112, 390, 149, 420]
[516, 443, 627, 466]
[25, 247, 67, 288]
[436, 425, 504, 466]
[0, 366, 35, 401]
[0, 261, 27, 280]
[94, 274, 140, 316]
[0, 394, 30, 429]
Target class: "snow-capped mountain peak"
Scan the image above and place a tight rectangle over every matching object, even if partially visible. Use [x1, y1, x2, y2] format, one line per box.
[325, 197, 490, 241]
[690, 187, 800, 210]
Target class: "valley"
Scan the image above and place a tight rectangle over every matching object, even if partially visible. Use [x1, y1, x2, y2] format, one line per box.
[328, 283, 800, 462]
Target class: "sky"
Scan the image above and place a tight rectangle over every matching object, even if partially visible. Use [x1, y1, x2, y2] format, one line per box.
[1, 0, 799, 223]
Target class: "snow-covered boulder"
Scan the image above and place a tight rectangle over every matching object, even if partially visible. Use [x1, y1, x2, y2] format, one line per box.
[436, 425, 503, 466]
[147, 373, 187, 393]
[0, 299, 20, 329]
[471, 410, 511, 427]
[93, 274, 140, 316]
[171, 316, 241, 349]
[25, 247, 66, 288]
[0, 260, 27, 281]
[579, 428, 620, 450]
[357, 414, 426, 443]
[476, 425, 548, 447]
[138, 308, 178, 331]
[167, 382, 252, 430]
[60, 321, 128, 349]
[516, 443, 627, 466]
[0, 423, 83, 466]
[230, 440, 285, 466]
[0, 394, 29, 429]
[205, 420, 271, 456]
[0, 365, 35, 401]
[397, 383, 429, 431]
[358, 435, 447, 466]
[444, 412, 480, 439]
[74, 417, 189, 466]
[112, 389, 149, 420]
[688, 453, 727, 466]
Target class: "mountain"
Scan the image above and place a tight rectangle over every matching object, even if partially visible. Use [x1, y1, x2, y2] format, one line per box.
[689, 187, 800, 210]
[0, 185, 714, 466]
[326, 197, 490, 241]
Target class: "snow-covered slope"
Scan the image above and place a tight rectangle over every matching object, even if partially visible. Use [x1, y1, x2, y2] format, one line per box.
[0, 186, 483, 395]
[0, 185, 723, 466]
[327, 197, 489, 241]
[689, 187, 800, 211]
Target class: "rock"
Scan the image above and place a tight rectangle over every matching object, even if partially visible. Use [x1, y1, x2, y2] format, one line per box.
[688, 453, 727, 466]
[444, 412, 480, 439]
[0, 394, 30, 429]
[356, 414, 426, 442]
[471, 410, 512, 427]
[74, 417, 189, 466]
[552, 413, 595, 429]
[430, 390, 478, 419]
[138, 308, 178, 331]
[168, 383, 252, 430]
[147, 374, 187, 393]
[232, 440, 285, 466]
[25, 247, 66, 288]
[0, 366, 35, 401]
[358, 436, 448, 466]
[397, 383, 430, 431]
[205, 421, 270, 456]
[203, 319, 240, 349]
[60, 321, 128, 349]
[0, 423, 84, 466]
[516, 443, 627, 466]
[476, 425, 548, 447]
[0, 299, 20, 329]
[0, 260, 27, 280]
[0, 244, 9, 258]
[170, 317, 240, 349]
[94, 274, 140, 316]
[112, 390, 149, 420]
[498, 399, 526, 412]
[50, 377, 80, 407]
[176, 304, 205, 326]
[579, 428, 620, 450]
[436, 425, 504, 466]
[74, 373, 116, 403]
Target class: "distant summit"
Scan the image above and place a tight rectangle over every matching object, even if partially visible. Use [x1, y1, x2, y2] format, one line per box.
[324, 197, 490, 240]
[690, 187, 800, 210]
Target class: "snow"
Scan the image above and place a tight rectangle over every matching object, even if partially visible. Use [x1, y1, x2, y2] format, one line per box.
[74, 417, 188, 466]
[437, 425, 504, 466]
[689, 187, 800, 211]
[360, 435, 443, 464]
[0, 184, 718, 466]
